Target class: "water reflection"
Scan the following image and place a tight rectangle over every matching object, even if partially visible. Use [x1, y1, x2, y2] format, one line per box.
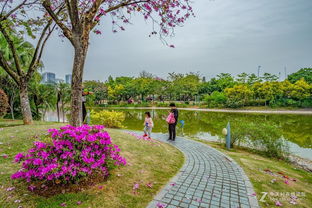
[109, 109, 312, 160]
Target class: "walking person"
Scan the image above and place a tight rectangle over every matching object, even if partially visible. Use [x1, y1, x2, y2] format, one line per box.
[143, 112, 154, 139]
[167, 103, 179, 141]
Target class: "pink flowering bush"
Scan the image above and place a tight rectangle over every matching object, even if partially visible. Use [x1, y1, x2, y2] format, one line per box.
[11, 125, 126, 185]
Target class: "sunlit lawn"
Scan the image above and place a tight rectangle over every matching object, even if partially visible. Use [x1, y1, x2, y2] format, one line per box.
[190, 138, 312, 208]
[0, 120, 184, 208]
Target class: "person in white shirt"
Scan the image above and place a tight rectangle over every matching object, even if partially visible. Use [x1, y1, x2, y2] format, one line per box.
[143, 112, 154, 139]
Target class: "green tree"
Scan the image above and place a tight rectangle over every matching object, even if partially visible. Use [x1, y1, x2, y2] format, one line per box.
[56, 82, 71, 122]
[83, 80, 107, 105]
[261, 72, 279, 82]
[225, 85, 253, 107]
[29, 75, 57, 120]
[0, 73, 18, 119]
[204, 91, 226, 107]
[0, 4, 55, 124]
[288, 68, 312, 84]
[236, 72, 248, 84]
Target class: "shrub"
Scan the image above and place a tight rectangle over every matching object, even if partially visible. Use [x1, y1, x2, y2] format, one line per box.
[204, 91, 227, 107]
[230, 122, 289, 159]
[90, 110, 125, 128]
[0, 88, 9, 117]
[11, 125, 126, 185]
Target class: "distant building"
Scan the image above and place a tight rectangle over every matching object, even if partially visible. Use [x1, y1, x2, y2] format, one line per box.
[42, 72, 56, 84]
[65, 74, 72, 84]
[55, 78, 64, 84]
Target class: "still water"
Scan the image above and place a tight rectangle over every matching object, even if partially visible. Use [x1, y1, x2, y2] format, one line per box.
[102, 109, 312, 160]
[45, 108, 312, 160]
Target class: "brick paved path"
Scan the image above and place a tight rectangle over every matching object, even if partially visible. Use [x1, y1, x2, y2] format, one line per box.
[147, 133, 259, 208]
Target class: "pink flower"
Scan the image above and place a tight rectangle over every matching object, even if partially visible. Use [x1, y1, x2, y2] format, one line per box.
[60, 202, 67, 207]
[275, 201, 282, 206]
[146, 182, 153, 188]
[170, 183, 176, 186]
[12, 125, 126, 185]
[133, 183, 139, 190]
[156, 202, 166, 208]
[14, 153, 24, 162]
[195, 198, 202, 202]
[6, 187, 15, 191]
[289, 200, 297, 205]
[1, 154, 8, 159]
[77, 201, 82, 205]
[28, 185, 36, 191]
[284, 180, 289, 185]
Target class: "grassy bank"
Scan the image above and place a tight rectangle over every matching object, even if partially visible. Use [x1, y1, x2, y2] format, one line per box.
[0, 121, 184, 208]
[190, 138, 312, 208]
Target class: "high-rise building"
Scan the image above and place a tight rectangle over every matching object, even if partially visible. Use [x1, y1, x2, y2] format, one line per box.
[65, 74, 72, 84]
[55, 78, 64, 84]
[42, 72, 56, 84]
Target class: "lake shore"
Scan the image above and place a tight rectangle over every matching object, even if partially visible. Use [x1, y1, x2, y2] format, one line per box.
[101, 106, 312, 115]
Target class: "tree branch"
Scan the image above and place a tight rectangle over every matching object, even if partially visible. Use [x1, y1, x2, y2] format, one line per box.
[42, 0, 73, 44]
[0, 23, 24, 77]
[83, 0, 104, 24]
[66, 0, 81, 33]
[25, 21, 53, 80]
[0, 51, 20, 84]
[0, 0, 27, 21]
[91, 0, 149, 29]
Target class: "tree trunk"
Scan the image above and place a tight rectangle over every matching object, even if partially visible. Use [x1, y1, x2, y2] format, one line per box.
[56, 101, 60, 122]
[70, 39, 89, 126]
[56, 93, 60, 122]
[62, 102, 65, 123]
[9, 95, 15, 120]
[19, 82, 33, 125]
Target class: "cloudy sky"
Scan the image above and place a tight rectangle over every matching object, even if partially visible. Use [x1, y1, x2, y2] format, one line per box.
[40, 0, 312, 81]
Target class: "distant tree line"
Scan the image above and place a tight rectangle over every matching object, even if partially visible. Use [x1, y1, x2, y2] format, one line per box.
[83, 68, 312, 108]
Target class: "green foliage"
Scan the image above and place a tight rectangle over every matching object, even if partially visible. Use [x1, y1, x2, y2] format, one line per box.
[230, 122, 289, 159]
[288, 68, 312, 84]
[0, 88, 9, 117]
[204, 91, 226, 107]
[90, 110, 125, 128]
[225, 85, 253, 107]
[82, 69, 312, 109]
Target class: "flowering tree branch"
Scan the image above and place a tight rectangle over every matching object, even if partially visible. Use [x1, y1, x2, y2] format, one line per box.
[42, 0, 73, 44]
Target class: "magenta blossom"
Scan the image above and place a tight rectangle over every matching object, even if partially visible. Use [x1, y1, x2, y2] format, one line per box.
[12, 125, 126, 185]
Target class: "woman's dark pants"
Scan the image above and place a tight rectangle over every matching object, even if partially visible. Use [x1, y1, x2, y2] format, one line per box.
[168, 124, 176, 140]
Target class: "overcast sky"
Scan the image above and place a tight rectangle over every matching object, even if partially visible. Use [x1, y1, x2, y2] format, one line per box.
[40, 0, 312, 81]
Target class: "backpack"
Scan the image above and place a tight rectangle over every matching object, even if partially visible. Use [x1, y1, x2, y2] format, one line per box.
[166, 112, 176, 124]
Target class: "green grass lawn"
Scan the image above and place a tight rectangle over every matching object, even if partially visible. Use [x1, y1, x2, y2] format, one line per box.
[0, 120, 184, 208]
[190, 137, 312, 208]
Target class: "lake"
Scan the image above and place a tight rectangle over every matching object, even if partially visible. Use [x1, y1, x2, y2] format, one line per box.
[97, 108, 312, 160]
[45, 108, 312, 160]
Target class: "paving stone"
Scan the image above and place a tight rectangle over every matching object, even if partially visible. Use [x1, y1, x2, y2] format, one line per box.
[133, 132, 261, 208]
